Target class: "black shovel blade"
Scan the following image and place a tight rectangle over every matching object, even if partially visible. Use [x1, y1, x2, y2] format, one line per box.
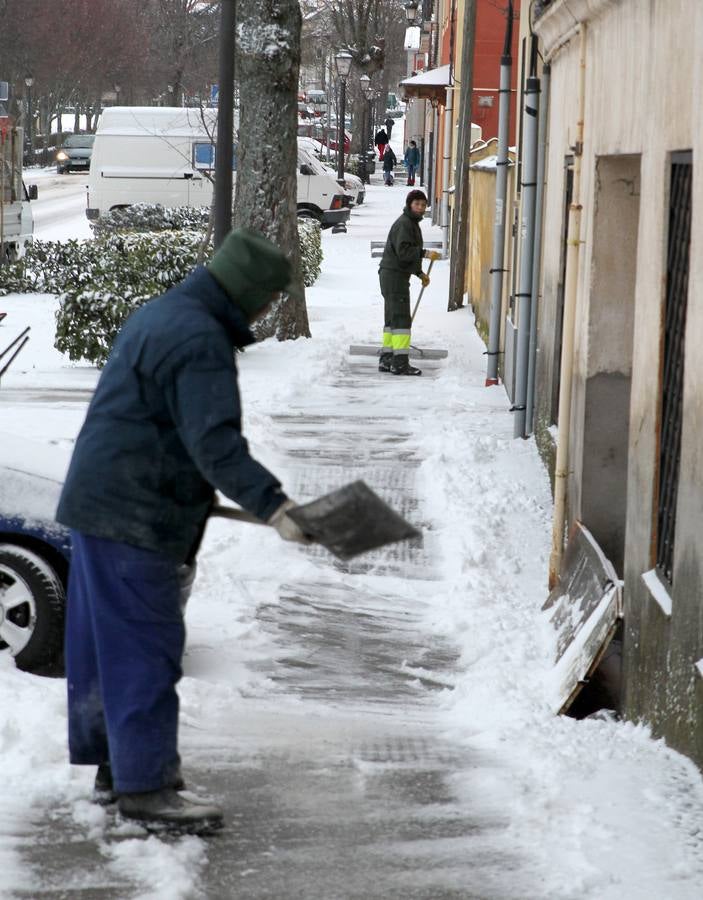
[288, 480, 421, 560]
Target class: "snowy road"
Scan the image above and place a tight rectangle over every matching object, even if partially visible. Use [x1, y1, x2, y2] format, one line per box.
[2, 176, 703, 899]
[25, 168, 92, 242]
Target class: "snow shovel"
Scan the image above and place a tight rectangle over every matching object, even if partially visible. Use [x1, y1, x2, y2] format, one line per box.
[410, 256, 435, 325]
[348, 257, 449, 360]
[210, 480, 420, 560]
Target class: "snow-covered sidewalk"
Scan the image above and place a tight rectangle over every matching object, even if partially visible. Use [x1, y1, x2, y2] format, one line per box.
[1, 180, 703, 898]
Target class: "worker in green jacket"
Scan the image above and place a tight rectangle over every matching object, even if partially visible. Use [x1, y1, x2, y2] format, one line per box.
[378, 190, 438, 376]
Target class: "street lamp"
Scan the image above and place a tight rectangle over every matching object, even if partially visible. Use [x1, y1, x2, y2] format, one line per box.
[334, 50, 353, 180]
[404, 0, 420, 23]
[365, 85, 377, 185]
[358, 73, 371, 185]
[370, 90, 382, 143]
[367, 85, 376, 141]
[24, 74, 34, 165]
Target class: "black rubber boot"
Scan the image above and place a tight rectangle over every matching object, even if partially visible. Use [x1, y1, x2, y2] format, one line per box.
[118, 787, 224, 835]
[390, 355, 422, 376]
[93, 764, 118, 806]
[378, 352, 393, 373]
[93, 763, 185, 806]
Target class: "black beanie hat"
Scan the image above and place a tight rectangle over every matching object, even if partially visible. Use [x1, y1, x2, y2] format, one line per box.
[208, 227, 300, 317]
[406, 189, 428, 206]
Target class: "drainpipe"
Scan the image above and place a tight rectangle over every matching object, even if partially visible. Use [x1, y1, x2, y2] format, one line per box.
[485, 2, 514, 386]
[548, 28, 587, 588]
[431, 102, 439, 223]
[441, 84, 453, 258]
[512, 70, 540, 438]
[525, 62, 551, 433]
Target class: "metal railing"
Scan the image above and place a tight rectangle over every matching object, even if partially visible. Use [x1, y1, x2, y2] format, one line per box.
[656, 152, 692, 585]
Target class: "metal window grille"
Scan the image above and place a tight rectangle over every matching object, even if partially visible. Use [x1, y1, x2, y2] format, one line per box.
[656, 152, 692, 585]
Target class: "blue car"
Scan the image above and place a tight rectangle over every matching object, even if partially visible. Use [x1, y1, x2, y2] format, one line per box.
[0, 439, 71, 674]
[0, 436, 196, 675]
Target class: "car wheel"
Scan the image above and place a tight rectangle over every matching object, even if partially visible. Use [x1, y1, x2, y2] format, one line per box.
[0, 544, 66, 673]
[297, 209, 321, 223]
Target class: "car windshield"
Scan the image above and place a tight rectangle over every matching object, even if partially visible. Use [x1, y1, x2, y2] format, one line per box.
[63, 134, 95, 149]
[297, 149, 329, 177]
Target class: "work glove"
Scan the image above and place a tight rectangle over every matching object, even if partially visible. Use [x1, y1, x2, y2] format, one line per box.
[419, 272, 431, 288]
[424, 250, 442, 261]
[267, 499, 313, 545]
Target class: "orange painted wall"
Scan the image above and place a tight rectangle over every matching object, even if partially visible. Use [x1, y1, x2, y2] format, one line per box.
[428, 1, 520, 215]
[438, 0, 520, 141]
[472, 0, 520, 143]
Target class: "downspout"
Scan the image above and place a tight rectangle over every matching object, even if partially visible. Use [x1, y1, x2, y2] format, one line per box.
[438, 0, 456, 259]
[485, 1, 514, 386]
[512, 39, 540, 438]
[525, 62, 551, 433]
[548, 27, 587, 588]
[441, 0, 457, 258]
[431, 102, 439, 223]
[441, 86, 453, 257]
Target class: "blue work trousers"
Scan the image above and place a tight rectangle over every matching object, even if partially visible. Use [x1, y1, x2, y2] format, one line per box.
[65, 531, 185, 793]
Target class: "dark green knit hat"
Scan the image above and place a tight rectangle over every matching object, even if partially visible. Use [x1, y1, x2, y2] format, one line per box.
[208, 227, 299, 316]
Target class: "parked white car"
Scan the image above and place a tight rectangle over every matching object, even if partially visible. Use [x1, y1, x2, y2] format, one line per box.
[86, 107, 350, 229]
[298, 137, 365, 206]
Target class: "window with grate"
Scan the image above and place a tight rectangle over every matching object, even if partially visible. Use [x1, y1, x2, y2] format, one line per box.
[656, 152, 692, 586]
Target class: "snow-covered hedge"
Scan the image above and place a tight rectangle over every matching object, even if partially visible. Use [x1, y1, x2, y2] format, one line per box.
[91, 204, 322, 288]
[89, 203, 211, 238]
[54, 230, 207, 366]
[0, 204, 322, 367]
[297, 217, 322, 287]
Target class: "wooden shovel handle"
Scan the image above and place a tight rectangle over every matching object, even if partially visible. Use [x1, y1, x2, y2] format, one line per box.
[210, 505, 266, 526]
[411, 257, 435, 323]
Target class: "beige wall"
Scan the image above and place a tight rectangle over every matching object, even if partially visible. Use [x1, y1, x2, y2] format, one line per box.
[534, 0, 703, 764]
[465, 141, 515, 338]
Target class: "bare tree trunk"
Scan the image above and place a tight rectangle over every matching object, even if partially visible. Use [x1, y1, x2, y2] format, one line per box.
[235, 0, 310, 341]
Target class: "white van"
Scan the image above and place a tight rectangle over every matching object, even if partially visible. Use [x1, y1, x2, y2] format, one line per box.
[87, 107, 349, 229]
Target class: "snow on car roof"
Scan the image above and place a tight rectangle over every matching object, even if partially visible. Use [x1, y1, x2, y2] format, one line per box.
[0, 432, 70, 523]
[96, 106, 218, 138]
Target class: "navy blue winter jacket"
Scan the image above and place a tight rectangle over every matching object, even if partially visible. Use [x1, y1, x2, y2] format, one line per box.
[56, 267, 286, 562]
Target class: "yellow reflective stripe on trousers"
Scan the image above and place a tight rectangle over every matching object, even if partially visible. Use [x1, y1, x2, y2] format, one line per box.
[382, 328, 393, 349]
[391, 329, 411, 352]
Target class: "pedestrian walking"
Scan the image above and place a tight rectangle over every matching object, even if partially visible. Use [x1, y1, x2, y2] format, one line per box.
[374, 127, 388, 162]
[378, 190, 439, 376]
[404, 140, 420, 186]
[384, 115, 395, 141]
[56, 229, 310, 835]
[382, 144, 397, 186]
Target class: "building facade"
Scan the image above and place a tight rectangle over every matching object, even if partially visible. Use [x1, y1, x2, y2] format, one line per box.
[528, 0, 703, 765]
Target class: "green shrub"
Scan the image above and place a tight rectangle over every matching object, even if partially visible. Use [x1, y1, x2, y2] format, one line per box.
[54, 230, 209, 366]
[0, 203, 322, 367]
[89, 204, 211, 238]
[297, 217, 322, 287]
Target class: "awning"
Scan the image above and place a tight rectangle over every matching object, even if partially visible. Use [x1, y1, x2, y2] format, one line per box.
[399, 64, 451, 103]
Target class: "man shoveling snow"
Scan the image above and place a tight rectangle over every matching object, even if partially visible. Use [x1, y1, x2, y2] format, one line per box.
[378, 190, 440, 376]
[56, 228, 311, 835]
